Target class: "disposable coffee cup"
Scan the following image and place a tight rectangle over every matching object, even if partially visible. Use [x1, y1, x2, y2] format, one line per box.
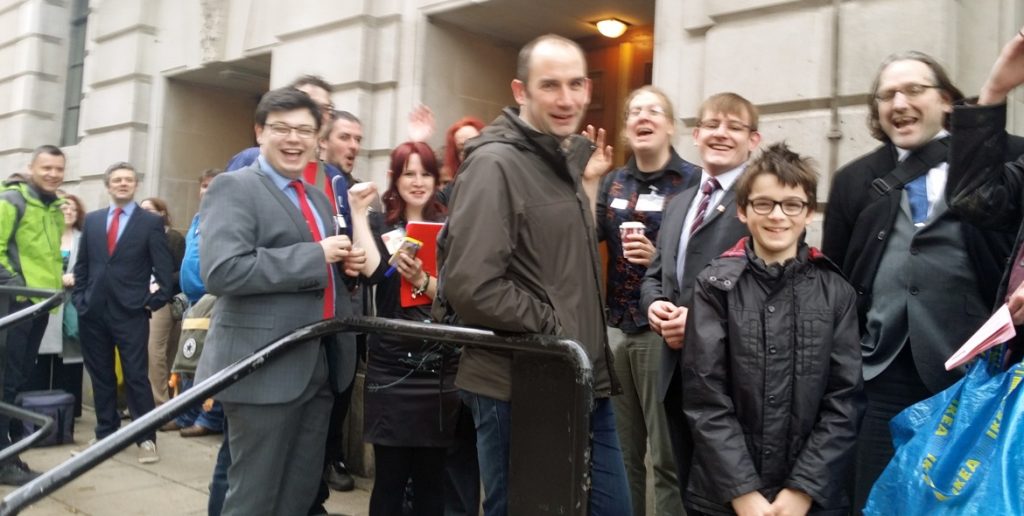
[619, 221, 646, 240]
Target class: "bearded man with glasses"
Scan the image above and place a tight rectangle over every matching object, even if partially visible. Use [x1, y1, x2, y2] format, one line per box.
[821, 51, 1024, 511]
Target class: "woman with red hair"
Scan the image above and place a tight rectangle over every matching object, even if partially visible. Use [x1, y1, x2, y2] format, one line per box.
[350, 141, 457, 516]
[441, 116, 484, 186]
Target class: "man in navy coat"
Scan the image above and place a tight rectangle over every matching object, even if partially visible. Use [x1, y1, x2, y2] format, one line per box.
[73, 162, 173, 464]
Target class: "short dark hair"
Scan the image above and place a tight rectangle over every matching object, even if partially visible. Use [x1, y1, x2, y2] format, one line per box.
[516, 34, 586, 83]
[735, 142, 818, 211]
[255, 87, 322, 130]
[30, 145, 64, 165]
[867, 51, 963, 141]
[103, 161, 136, 187]
[321, 110, 362, 139]
[198, 168, 222, 182]
[288, 75, 332, 94]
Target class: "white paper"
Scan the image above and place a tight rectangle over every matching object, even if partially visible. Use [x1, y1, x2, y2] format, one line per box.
[944, 304, 1017, 370]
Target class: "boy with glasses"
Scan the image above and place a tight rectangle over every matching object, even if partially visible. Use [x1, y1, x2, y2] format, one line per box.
[682, 143, 864, 516]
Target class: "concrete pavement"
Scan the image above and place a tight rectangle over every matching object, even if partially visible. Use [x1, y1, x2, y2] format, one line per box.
[0, 408, 372, 515]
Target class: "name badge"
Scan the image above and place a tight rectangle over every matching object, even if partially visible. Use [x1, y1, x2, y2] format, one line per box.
[610, 198, 629, 210]
[635, 193, 665, 212]
[381, 228, 406, 255]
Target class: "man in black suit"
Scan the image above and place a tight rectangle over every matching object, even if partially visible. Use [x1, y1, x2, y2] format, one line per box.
[73, 162, 173, 464]
[640, 92, 760, 499]
[822, 51, 1024, 510]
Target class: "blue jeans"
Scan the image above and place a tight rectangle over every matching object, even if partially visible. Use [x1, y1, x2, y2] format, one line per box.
[208, 421, 230, 516]
[462, 391, 630, 516]
[175, 375, 225, 431]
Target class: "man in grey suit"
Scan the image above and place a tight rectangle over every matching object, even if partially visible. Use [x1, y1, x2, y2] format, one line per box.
[640, 92, 760, 498]
[195, 87, 362, 516]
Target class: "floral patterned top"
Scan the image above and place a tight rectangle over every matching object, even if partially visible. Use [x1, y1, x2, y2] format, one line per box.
[597, 148, 699, 333]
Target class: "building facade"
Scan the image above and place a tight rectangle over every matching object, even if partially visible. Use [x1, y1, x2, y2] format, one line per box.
[2, 0, 1023, 241]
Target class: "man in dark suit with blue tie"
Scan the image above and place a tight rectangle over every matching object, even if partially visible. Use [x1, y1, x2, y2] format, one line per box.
[640, 92, 760, 503]
[72, 162, 174, 464]
[195, 87, 361, 516]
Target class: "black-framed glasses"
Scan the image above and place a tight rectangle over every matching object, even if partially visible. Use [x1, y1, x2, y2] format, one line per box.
[696, 119, 753, 133]
[267, 123, 317, 139]
[874, 84, 940, 103]
[748, 198, 809, 216]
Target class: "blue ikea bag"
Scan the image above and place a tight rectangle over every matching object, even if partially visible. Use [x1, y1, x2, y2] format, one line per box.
[864, 351, 1024, 515]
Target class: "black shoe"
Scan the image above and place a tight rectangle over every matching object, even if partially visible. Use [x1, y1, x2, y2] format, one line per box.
[0, 461, 40, 486]
[325, 461, 355, 492]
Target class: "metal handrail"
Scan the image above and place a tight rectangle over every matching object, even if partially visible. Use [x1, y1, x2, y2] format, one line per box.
[0, 316, 594, 516]
[0, 287, 65, 332]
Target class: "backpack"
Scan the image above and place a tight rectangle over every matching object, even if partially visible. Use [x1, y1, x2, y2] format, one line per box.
[0, 184, 27, 286]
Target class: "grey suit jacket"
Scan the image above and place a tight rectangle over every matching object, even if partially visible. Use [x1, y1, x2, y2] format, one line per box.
[640, 182, 749, 400]
[194, 162, 356, 404]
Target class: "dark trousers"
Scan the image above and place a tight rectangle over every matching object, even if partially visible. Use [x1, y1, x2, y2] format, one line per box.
[664, 371, 693, 494]
[370, 444, 447, 516]
[852, 346, 933, 512]
[444, 400, 480, 516]
[79, 308, 156, 443]
[0, 299, 48, 451]
[208, 420, 230, 516]
[308, 381, 354, 514]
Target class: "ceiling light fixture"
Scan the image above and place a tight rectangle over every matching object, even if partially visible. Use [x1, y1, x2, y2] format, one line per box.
[595, 18, 629, 38]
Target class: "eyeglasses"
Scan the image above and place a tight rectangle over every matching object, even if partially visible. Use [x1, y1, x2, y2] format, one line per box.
[696, 119, 753, 133]
[320, 103, 336, 117]
[267, 123, 317, 139]
[748, 198, 809, 216]
[874, 83, 940, 103]
[627, 105, 666, 119]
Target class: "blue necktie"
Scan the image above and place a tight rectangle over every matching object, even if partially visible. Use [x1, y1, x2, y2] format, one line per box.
[905, 174, 928, 224]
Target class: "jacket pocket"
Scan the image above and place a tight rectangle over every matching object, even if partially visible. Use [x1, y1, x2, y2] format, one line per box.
[797, 312, 829, 377]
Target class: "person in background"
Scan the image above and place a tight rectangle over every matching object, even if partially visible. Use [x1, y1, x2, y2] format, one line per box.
[0, 145, 66, 485]
[440, 116, 485, 188]
[139, 196, 186, 407]
[596, 85, 698, 516]
[350, 141, 456, 516]
[641, 92, 761, 499]
[73, 162, 174, 465]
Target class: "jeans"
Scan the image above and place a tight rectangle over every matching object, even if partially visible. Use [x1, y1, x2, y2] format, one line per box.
[174, 375, 224, 432]
[462, 391, 630, 516]
[208, 420, 230, 516]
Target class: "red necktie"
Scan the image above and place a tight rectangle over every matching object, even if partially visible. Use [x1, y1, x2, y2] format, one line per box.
[107, 207, 122, 255]
[291, 180, 334, 319]
[689, 177, 721, 236]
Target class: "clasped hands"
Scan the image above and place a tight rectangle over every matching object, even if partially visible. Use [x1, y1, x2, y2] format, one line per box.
[319, 234, 366, 277]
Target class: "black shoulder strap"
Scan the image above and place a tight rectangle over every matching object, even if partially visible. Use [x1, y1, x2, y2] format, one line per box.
[870, 136, 949, 198]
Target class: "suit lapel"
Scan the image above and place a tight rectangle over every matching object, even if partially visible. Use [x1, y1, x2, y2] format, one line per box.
[697, 188, 736, 232]
[665, 186, 698, 292]
[254, 168, 314, 241]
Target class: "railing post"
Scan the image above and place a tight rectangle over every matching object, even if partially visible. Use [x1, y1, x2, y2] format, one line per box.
[509, 352, 592, 515]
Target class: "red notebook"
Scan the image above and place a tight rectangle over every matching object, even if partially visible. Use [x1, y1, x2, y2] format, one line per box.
[400, 221, 445, 307]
